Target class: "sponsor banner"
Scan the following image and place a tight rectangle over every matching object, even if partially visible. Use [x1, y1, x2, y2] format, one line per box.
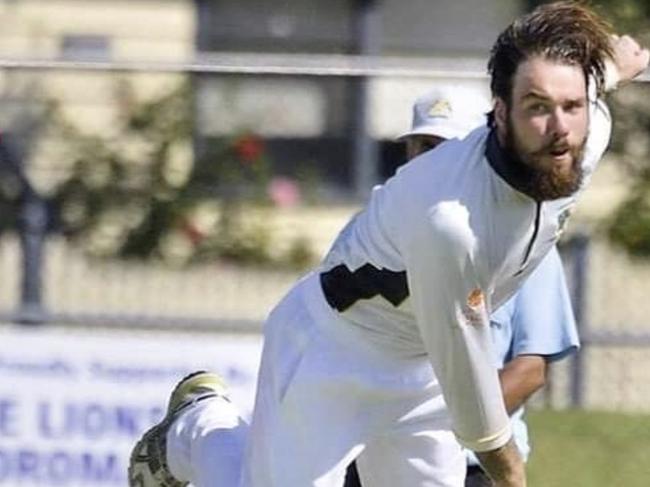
[0, 325, 262, 486]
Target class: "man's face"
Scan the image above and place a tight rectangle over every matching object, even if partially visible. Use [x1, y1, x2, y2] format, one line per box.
[494, 55, 589, 200]
[405, 134, 446, 160]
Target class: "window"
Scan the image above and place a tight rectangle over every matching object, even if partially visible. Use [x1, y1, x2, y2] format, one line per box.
[60, 35, 111, 61]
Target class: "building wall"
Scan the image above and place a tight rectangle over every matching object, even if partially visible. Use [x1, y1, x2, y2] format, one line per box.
[195, 0, 525, 56]
[0, 0, 195, 193]
[0, 0, 194, 60]
[381, 0, 523, 55]
[196, 0, 353, 53]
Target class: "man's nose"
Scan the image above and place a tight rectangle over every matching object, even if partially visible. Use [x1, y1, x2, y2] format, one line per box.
[550, 109, 570, 138]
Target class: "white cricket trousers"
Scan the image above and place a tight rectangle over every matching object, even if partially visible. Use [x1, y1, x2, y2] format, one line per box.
[166, 395, 247, 486]
[167, 273, 466, 486]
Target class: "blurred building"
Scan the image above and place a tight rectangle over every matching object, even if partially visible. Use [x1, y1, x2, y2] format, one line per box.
[0, 0, 193, 61]
[0, 0, 529, 196]
[0, 0, 193, 195]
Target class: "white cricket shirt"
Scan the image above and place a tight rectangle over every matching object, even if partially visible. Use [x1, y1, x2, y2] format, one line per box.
[319, 96, 611, 452]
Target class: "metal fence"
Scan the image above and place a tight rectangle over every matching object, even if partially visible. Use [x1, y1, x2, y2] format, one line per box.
[1, 56, 650, 412]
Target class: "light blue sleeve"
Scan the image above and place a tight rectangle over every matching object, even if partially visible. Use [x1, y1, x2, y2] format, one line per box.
[488, 297, 517, 368]
[510, 246, 579, 361]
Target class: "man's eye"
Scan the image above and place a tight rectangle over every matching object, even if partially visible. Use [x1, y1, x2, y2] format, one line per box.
[564, 100, 586, 113]
[527, 103, 548, 114]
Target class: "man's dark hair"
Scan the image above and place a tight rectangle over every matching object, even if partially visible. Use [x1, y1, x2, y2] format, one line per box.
[488, 1, 614, 106]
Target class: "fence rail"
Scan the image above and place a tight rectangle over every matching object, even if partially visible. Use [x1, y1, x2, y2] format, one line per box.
[0, 53, 647, 81]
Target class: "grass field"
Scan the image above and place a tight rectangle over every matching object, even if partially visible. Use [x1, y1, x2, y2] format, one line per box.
[526, 409, 650, 486]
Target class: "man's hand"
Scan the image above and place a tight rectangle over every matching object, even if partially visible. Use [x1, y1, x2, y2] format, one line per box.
[609, 34, 650, 86]
[476, 438, 526, 487]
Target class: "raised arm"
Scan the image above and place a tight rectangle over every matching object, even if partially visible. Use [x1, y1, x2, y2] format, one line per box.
[606, 34, 649, 89]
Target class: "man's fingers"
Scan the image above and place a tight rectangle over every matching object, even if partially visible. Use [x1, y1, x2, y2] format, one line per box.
[610, 34, 650, 82]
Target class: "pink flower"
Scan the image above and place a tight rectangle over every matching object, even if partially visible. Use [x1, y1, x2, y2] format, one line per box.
[268, 177, 301, 207]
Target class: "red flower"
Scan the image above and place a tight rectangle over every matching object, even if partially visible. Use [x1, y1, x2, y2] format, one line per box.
[180, 219, 205, 246]
[234, 134, 264, 164]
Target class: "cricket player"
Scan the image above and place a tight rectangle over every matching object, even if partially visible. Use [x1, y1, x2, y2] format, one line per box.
[129, 2, 649, 486]
[343, 88, 580, 487]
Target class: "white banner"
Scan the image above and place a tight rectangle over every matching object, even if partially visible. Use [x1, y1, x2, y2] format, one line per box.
[0, 325, 262, 486]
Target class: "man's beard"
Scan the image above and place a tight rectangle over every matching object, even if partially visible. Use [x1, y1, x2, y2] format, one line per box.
[504, 116, 586, 201]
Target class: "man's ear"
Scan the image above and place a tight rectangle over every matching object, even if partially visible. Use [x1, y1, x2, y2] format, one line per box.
[494, 97, 507, 131]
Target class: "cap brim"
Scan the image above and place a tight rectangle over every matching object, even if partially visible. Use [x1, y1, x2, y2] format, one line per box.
[396, 125, 461, 142]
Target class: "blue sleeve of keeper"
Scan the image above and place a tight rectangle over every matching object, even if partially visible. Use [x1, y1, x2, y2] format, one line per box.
[509, 246, 580, 362]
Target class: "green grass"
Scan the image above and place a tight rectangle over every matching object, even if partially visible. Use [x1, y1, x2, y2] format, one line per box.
[526, 409, 650, 486]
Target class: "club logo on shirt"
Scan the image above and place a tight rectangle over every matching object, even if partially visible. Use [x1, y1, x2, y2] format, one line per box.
[460, 288, 486, 327]
[466, 288, 484, 309]
[428, 99, 452, 118]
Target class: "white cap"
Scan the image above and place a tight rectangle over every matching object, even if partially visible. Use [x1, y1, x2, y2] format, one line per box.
[398, 87, 490, 141]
